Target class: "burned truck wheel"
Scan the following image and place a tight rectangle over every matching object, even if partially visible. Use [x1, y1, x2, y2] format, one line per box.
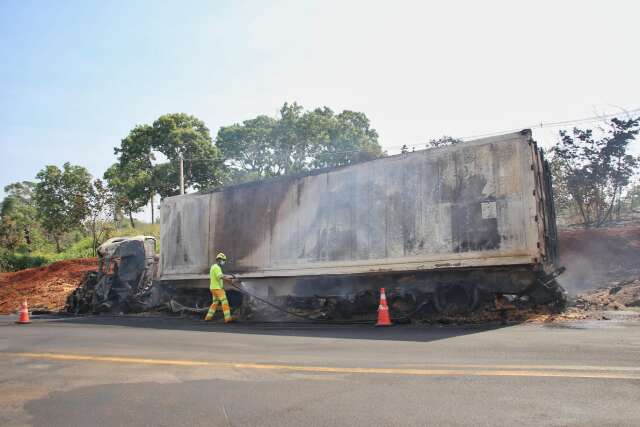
[526, 281, 567, 312]
[433, 284, 479, 315]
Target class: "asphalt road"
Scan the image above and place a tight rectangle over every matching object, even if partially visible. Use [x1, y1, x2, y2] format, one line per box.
[1, 314, 639, 427]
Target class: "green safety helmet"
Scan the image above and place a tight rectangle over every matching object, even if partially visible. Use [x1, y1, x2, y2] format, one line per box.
[216, 252, 227, 261]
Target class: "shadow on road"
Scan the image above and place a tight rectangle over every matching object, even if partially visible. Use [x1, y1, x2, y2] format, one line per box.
[38, 314, 510, 343]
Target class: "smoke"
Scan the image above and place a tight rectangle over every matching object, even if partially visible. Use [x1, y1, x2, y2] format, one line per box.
[234, 280, 305, 322]
[556, 252, 605, 295]
[234, 279, 377, 321]
[557, 226, 640, 295]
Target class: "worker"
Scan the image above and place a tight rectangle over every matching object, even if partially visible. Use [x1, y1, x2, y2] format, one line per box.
[205, 252, 234, 323]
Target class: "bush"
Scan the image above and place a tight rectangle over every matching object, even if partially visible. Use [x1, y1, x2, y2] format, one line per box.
[0, 250, 48, 272]
[117, 222, 160, 239]
[0, 236, 96, 272]
[43, 236, 95, 262]
[115, 222, 161, 252]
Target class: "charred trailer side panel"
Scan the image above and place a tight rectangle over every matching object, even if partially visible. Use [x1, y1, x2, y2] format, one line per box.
[159, 130, 561, 310]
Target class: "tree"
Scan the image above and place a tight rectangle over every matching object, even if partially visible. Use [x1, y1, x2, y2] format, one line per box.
[111, 114, 225, 220]
[0, 181, 37, 250]
[0, 198, 21, 250]
[151, 113, 226, 196]
[216, 103, 384, 182]
[308, 109, 383, 169]
[84, 179, 114, 255]
[547, 155, 573, 215]
[33, 163, 92, 252]
[624, 182, 640, 212]
[215, 115, 278, 181]
[551, 117, 640, 227]
[426, 135, 464, 148]
[109, 125, 155, 225]
[104, 162, 149, 228]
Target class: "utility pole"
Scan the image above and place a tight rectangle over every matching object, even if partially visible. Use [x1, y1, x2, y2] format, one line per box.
[179, 154, 184, 195]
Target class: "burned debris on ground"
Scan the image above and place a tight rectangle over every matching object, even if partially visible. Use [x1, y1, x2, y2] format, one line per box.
[2, 225, 639, 325]
[161, 277, 640, 325]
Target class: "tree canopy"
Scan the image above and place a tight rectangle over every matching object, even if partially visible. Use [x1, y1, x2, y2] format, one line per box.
[426, 135, 464, 148]
[551, 117, 640, 227]
[84, 179, 114, 255]
[106, 114, 225, 225]
[151, 113, 225, 195]
[216, 103, 384, 182]
[34, 163, 92, 252]
[0, 181, 37, 250]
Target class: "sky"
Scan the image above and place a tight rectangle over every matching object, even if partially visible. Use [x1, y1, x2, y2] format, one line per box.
[1, 0, 639, 219]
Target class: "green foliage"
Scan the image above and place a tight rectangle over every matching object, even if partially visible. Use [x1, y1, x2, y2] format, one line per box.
[0, 230, 94, 272]
[84, 179, 115, 255]
[548, 155, 573, 215]
[216, 115, 279, 178]
[551, 117, 640, 227]
[309, 108, 383, 169]
[216, 103, 384, 181]
[0, 249, 48, 272]
[106, 125, 155, 226]
[107, 114, 225, 226]
[116, 222, 161, 252]
[33, 163, 93, 252]
[112, 221, 160, 239]
[40, 235, 96, 262]
[151, 113, 225, 194]
[0, 221, 162, 272]
[626, 183, 640, 210]
[0, 181, 37, 250]
[104, 162, 148, 228]
[426, 135, 464, 148]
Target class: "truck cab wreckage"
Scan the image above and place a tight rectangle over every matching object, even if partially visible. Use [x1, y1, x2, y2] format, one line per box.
[66, 236, 159, 314]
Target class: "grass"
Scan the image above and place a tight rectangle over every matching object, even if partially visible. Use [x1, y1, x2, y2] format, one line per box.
[0, 221, 161, 272]
[117, 223, 160, 239]
[0, 251, 49, 272]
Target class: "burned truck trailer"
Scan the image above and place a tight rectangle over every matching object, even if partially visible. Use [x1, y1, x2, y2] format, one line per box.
[159, 130, 563, 316]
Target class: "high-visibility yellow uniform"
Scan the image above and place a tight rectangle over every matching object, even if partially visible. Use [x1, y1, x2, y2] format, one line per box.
[205, 263, 231, 322]
[209, 264, 224, 290]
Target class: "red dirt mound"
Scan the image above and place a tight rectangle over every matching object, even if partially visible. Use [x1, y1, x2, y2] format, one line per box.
[0, 258, 97, 314]
[558, 225, 640, 293]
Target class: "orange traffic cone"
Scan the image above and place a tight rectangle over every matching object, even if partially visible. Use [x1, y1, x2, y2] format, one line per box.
[376, 288, 393, 326]
[16, 300, 31, 324]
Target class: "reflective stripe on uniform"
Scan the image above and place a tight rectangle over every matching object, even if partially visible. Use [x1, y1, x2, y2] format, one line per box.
[205, 289, 231, 321]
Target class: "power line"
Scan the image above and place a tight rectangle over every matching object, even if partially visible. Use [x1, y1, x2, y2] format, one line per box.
[382, 107, 640, 151]
[457, 107, 640, 141]
[174, 107, 640, 161]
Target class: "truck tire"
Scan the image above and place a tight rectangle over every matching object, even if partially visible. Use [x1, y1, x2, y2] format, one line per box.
[434, 284, 479, 315]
